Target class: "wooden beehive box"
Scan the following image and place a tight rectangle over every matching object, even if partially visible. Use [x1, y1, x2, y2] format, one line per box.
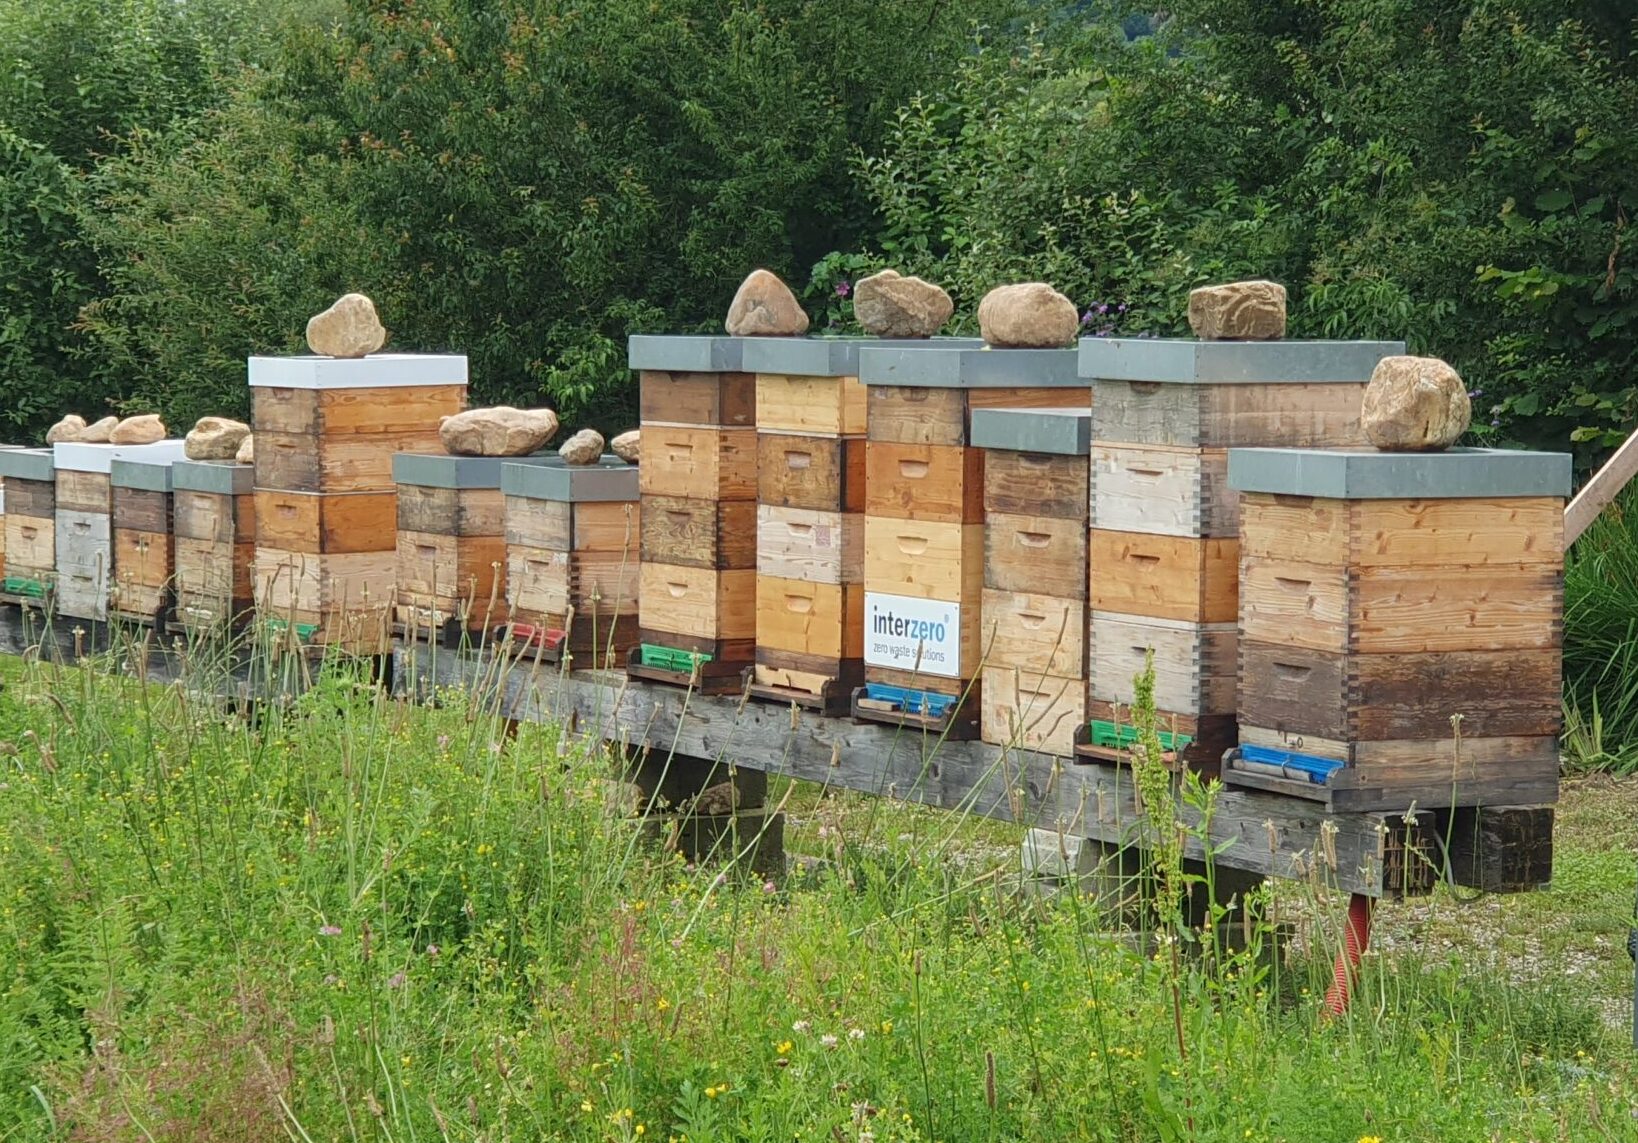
[502, 455, 639, 667]
[1225, 447, 1570, 812]
[855, 344, 1087, 736]
[172, 459, 255, 632]
[628, 335, 755, 690]
[0, 448, 56, 600]
[110, 456, 178, 625]
[1076, 337, 1403, 774]
[393, 453, 558, 644]
[53, 441, 187, 622]
[972, 406, 1091, 756]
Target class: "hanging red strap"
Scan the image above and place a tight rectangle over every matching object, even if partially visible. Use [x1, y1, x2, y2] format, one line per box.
[1322, 892, 1374, 1017]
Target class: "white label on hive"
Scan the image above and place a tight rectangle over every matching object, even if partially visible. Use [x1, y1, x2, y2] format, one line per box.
[863, 592, 961, 678]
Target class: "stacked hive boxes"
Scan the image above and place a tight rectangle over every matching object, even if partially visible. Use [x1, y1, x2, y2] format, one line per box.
[854, 344, 1085, 735]
[1077, 338, 1402, 773]
[972, 407, 1092, 756]
[111, 453, 182, 625]
[171, 460, 256, 632]
[52, 443, 116, 621]
[1226, 447, 1569, 811]
[0, 449, 55, 599]
[627, 336, 755, 689]
[251, 354, 467, 652]
[503, 456, 640, 666]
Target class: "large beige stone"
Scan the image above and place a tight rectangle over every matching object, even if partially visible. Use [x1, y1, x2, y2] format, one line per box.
[725, 269, 809, 337]
[558, 428, 604, 466]
[184, 417, 251, 460]
[306, 292, 386, 358]
[853, 269, 953, 338]
[610, 429, 640, 464]
[1187, 280, 1287, 340]
[235, 435, 254, 465]
[1362, 356, 1471, 452]
[438, 406, 558, 457]
[45, 415, 86, 444]
[977, 283, 1079, 348]
[109, 414, 166, 445]
[80, 416, 118, 443]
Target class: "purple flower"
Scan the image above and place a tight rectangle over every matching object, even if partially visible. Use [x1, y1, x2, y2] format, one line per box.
[1118, 303, 1128, 313]
[1468, 389, 1483, 398]
[834, 281, 851, 299]
[319, 924, 342, 937]
[388, 971, 407, 989]
[1080, 310, 1095, 326]
[425, 943, 441, 957]
[1097, 303, 1109, 315]
[1491, 418, 1501, 427]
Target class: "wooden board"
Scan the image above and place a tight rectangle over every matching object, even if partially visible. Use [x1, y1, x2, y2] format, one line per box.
[112, 487, 170, 533]
[254, 490, 397, 554]
[756, 505, 863, 585]
[252, 548, 397, 613]
[1092, 380, 1366, 448]
[1086, 530, 1238, 624]
[637, 427, 757, 501]
[1088, 611, 1237, 715]
[982, 450, 1087, 520]
[640, 494, 756, 569]
[756, 373, 867, 435]
[395, 531, 506, 607]
[54, 566, 108, 621]
[980, 666, 1084, 757]
[979, 587, 1086, 679]
[55, 509, 111, 572]
[1089, 444, 1235, 538]
[984, 512, 1087, 599]
[751, 648, 865, 707]
[56, 470, 112, 514]
[174, 489, 254, 543]
[864, 441, 983, 523]
[5, 478, 55, 518]
[1238, 493, 1564, 567]
[507, 546, 641, 618]
[5, 514, 54, 578]
[754, 576, 863, 660]
[396, 484, 504, 537]
[252, 384, 466, 435]
[638, 564, 755, 641]
[866, 385, 968, 446]
[113, 528, 173, 588]
[756, 433, 865, 514]
[639, 370, 755, 427]
[861, 517, 984, 603]
[502, 498, 639, 554]
[175, 537, 254, 607]
[255, 429, 445, 493]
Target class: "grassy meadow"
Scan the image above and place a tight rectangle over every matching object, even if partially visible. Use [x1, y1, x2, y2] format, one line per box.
[0, 648, 1635, 1143]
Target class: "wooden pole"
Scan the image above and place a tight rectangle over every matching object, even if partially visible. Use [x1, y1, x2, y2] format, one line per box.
[1566, 427, 1638, 546]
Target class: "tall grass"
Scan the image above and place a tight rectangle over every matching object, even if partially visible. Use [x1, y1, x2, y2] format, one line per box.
[1564, 485, 1638, 771]
[0, 642, 1629, 1142]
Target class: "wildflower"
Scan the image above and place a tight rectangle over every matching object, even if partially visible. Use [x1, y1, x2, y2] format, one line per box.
[835, 281, 851, 298]
[705, 1086, 720, 1099]
[776, 1040, 793, 1054]
[1358, 1137, 1382, 1143]
[319, 924, 342, 937]
[762, 880, 777, 894]
[792, 1020, 811, 1034]
[437, 734, 450, 750]
[821, 1033, 839, 1049]
[426, 944, 440, 956]
[848, 1028, 865, 1042]
[387, 971, 407, 989]
[656, 997, 671, 1012]
[1491, 418, 1501, 427]
[1468, 388, 1483, 398]
[635, 1126, 646, 1137]
[1097, 303, 1109, 314]
[581, 1100, 594, 1113]
[879, 1020, 893, 1035]
[1118, 302, 1128, 312]
[1080, 310, 1096, 326]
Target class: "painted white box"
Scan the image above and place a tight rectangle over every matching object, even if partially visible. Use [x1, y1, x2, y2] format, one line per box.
[55, 439, 188, 474]
[248, 354, 469, 389]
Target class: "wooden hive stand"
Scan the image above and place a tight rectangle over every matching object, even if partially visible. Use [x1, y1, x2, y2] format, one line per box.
[1076, 337, 1404, 776]
[0, 448, 57, 607]
[627, 335, 756, 692]
[971, 406, 1092, 757]
[501, 455, 640, 668]
[249, 353, 467, 655]
[111, 453, 184, 627]
[854, 343, 1087, 738]
[171, 459, 256, 635]
[1225, 446, 1570, 813]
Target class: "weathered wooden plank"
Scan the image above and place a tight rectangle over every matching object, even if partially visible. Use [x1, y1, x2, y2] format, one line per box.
[112, 487, 170, 534]
[252, 384, 466, 435]
[638, 564, 756, 641]
[1089, 445, 1235, 538]
[395, 531, 505, 608]
[1092, 380, 1366, 448]
[113, 528, 173, 588]
[252, 548, 397, 612]
[640, 370, 756, 427]
[756, 433, 865, 514]
[755, 373, 867, 435]
[1350, 565, 1563, 654]
[755, 576, 864, 660]
[862, 517, 984, 602]
[638, 427, 757, 501]
[255, 490, 397, 554]
[756, 505, 863, 584]
[1087, 530, 1238, 623]
[396, 485, 504, 537]
[5, 514, 54, 577]
[1445, 806, 1554, 891]
[981, 666, 1084, 756]
[55, 470, 112, 514]
[1237, 556, 1348, 651]
[1088, 612, 1236, 715]
[174, 489, 253, 543]
[4, 477, 55, 518]
[866, 385, 968, 446]
[984, 511, 1087, 598]
[979, 588, 1086, 679]
[641, 495, 757, 570]
[983, 450, 1087, 519]
[864, 441, 984, 522]
[254, 430, 445, 493]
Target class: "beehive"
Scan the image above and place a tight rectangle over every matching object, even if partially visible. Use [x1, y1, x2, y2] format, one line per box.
[973, 406, 1091, 756]
[628, 336, 755, 690]
[0, 448, 56, 600]
[1077, 337, 1403, 773]
[171, 459, 255, 632]
[1225, 447, 1570, 812]
[110, 455, 180, 625]
[503, 455, 639, 667]
[250, 354, 467, 652]
[855, 344, 1087, 736]
[53, 441, 187, 622]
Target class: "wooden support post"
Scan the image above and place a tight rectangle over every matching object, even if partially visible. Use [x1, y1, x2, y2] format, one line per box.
[1566, 426, 1638, 546]
[1443, 805, 1554, 892]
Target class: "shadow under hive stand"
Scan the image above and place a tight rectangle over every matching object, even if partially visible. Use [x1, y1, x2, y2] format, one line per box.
[171, 459, 256, 633]
[0, 448, 56, 604]
[502, 455, 640, 667]
[627, 336, 756, 692]
[1074, 337, 1404, 777]
[111, 454, 183, 626]
[971, 406, 1092, 757]
[393, 453, 557, 646]
[1224, 447, 1570, 813]
[853, 343, 1087, 737]
[250, 353, 468, 654]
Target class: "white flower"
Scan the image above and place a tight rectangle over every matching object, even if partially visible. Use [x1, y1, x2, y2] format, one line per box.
[848, 1027, 865, 1042]
[820, 1033, 839, 1049]
[792, 1020, 811, 1034]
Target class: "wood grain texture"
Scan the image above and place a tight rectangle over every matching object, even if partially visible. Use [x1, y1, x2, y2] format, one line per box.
[54, 566, 107, 620]
[394, 531, 506, 609]
[396, 485, 504, 537]
[255, 429, 445, 493]
[752, 653, 865, 698]
[966, 387, 1091, 413]
[756, 505, 863, 584]
[1088, 611, 1237, 715]
[252, 384, 466, 435]
[55, 470, 111, 513]
[502, 498, 640, 555]
[984, 512, 1087, 598]
[638, 564, 756, 641]
[1089, 445, 1235, 538]
[254, 490, 397, 554]
[112, 487, 170, 533]
[756, 373, 867, 435]
[1445, 806, 1554, 892]
[1087, 530, 1238, 623]
[637, 427, 757, 501]
[755, 575, 864, 660]
[55, 509, 111, 572]
[1238, 493, 1563, 567]
[1350, 565, 1563, 654]
[979, 587, 1086, 679]
[1235, 493, 1349, 564]
[506, 546, 641, 618]
[173, 490, 253, 543]
[639, 370, 755, 427]
[4, 478, 55, 518]
[640, 495, 756, 569]
[175, 537, 253, 605]
[502, 495, 570, 550]
[1236, 557, 1347, 651]
[252, 547, 396, 613]
[980, 666, 1085, 757]
[866, 385, 968, 445]
[862, 517, 984, 603]
[756, 433, 865, 513]
[113, 528, 173, 588]
[1093, 380, 1366, 447]
[982, 451, 1087, 519]
[864, 441, 983, 523]
[4, 514, 53, 577]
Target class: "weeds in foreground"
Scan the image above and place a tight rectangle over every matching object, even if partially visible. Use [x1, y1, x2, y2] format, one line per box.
[0, 647, 1630, 1142]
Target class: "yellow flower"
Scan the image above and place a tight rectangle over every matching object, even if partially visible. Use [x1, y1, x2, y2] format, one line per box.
[776, 1041, 793, 1054]
[581, 1101, 593, 1113]
[656, 997, 671, 1011]
[635, 1126, 646, 1137]
[880, 1020, 893, 1035]
[1358, 1137, 1383, 1143]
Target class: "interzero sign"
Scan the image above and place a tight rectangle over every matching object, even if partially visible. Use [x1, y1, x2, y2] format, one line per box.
[862, 592, 961, 678]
